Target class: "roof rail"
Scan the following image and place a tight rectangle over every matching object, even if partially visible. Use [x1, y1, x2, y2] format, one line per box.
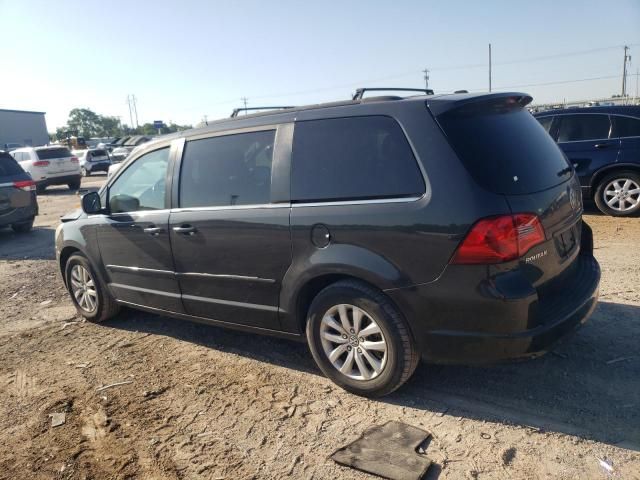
[352, 87, 434, 100]
[230, 106, 295, 118]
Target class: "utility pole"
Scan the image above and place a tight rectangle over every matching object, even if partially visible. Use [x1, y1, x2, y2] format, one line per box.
[488, 43, 492, 92]
[131, 94, 139, 128]
[126, 95, 134, 131]
[422, 68, 429, 89]
[622, 45, 631, 97]
[241, 97, 248, 115]
[202, 114, 208, 126]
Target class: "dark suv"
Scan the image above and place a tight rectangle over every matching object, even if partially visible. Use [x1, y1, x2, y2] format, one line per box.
[56, 92, 600, 397]
[534, 106, 640, 216]
[0, 151, 38, 233]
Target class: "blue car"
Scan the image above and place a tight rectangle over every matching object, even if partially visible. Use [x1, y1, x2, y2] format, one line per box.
[534, 106, 640, 216]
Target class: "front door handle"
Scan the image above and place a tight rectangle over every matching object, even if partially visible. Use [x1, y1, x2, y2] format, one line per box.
[143, 226, 163, 236]
[594, 143, 610, 149]
[173, 225, 197, 235]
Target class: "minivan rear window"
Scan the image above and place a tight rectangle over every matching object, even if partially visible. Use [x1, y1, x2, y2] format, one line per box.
[36, 148, 72, 160]
[0, 153, 24, 176]
[437, 104, 571, 195]
[291, 116, 425, 202]
[90, 149, 108, 157]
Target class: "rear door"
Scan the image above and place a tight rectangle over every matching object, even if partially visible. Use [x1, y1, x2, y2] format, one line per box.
[435, 96, 583, 286]
[169, 125, 292, 330]
[555, 114, 619, 190]
[611, 114, 640, 164]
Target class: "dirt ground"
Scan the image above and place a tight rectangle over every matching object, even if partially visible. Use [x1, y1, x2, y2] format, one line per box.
[0, 176, 638, 479]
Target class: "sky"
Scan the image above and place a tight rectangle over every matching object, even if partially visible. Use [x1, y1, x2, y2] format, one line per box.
[1, 0, 639, 132]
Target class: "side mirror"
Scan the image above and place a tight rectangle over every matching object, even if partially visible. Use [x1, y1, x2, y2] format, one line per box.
[81, 191, 102, 214]
[109, 194, 140, 214]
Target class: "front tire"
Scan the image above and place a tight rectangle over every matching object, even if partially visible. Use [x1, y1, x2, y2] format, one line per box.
[594, 171, 640, 217]
[64, 253, 119, 322]
[306, 280, 419, 397]
[68, 178, 81, 190]
[81, 167, 90, 177]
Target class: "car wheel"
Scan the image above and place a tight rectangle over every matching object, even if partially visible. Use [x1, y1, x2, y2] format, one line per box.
[594, 170, 640, 217]
[11, 218, 34, 233]
[306, 280, 419, 397]
[68, 179, 81, 190]
[81, 167, 90, 177]
[65, 253, 120, 322]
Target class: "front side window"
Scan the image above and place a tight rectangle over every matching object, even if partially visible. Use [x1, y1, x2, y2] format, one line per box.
[557, 114, 611, 142]
[291, 116, 425, 202]
[109, 147, 169, 213]
[611, 115, 640, 138]
[180, 129, 275, 208]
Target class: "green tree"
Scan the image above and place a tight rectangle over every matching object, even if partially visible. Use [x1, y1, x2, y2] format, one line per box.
[67, 108, 102, 137]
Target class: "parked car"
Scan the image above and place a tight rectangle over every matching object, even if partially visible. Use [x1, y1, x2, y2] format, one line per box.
[56, 91, 600, 397]
[75, 148, 111, 176]
[3, 143, 23, 152]
[0, 151, 38, 232]
[11, 146, 81, 193]
[109, 147, 130, 164]
[534, 106, 640, 216]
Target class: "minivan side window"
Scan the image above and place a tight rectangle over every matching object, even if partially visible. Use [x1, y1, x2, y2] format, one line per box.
[557, 114, 611, 142]
[109, 147, 169, 213]
[179, 129, 276, 208]
[291, 116, 425, 202]
[536, 116, 554, 133]
[611, 115, 640, 138]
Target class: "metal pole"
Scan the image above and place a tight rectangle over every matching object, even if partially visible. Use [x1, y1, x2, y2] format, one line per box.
[622, 46, 629, 97]
[489, 43, 492, 92]
[423, 69, 429, 89]
[126, 95, 134, 130]
[132, 95, 139, 128]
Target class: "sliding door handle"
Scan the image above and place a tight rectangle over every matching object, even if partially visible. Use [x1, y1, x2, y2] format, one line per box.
[173, 225, 197, 235]
[143, 226, 163, 236]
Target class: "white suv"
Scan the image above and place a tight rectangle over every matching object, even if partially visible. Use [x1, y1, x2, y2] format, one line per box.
[11, 146, 81, 193]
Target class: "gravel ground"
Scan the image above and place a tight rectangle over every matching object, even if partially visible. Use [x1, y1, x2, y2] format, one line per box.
[0, 177, 638, 479]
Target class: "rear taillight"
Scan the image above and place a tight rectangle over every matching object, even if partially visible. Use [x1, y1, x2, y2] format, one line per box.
[33, 160, 49, 167]
[451, 214, 545, 264]
[70, 156, 79, 163]
[13, 180, 36, 191]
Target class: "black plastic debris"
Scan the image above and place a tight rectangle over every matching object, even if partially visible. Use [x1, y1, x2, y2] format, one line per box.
[331, 421, 433, 480]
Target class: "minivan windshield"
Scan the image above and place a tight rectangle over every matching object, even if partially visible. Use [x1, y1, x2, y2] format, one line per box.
[437, 103, 572, 195]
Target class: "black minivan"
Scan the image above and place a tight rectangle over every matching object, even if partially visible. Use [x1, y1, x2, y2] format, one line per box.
[56, 91, 600, 397]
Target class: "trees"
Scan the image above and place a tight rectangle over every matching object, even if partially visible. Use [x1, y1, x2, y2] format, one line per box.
[52, 108, 192, 140]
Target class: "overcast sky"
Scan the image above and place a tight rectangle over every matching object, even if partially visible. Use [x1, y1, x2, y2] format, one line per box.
[1, 0, 639, 131]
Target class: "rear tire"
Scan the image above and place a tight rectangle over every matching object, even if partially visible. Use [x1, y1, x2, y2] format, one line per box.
[81, 167, 90, 177]
[68, 178, 81, 190]
[11, 218, 34, 233]
[594, 170, 640, 217]
[305, 280, 419, 397]
[64, 253, 120, 322]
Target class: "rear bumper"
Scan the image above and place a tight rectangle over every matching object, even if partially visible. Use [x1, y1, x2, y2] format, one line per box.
[388, 225, 600, 364]
[419, 255, 599, 364]
[85, 162, 110, 172]
[0, 198, 38, 227]
[37, 174, 81, 187]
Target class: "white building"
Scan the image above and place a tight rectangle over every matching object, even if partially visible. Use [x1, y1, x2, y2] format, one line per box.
[0, 108, 49, 150]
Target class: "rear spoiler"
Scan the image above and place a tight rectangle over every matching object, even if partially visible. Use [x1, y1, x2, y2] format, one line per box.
[426, 92, 532, 116]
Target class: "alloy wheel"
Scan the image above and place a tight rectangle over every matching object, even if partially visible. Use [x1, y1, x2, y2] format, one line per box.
[603, 178, 640, 212]
[70, 264, 98, 313]
[319, 304, 388, 381]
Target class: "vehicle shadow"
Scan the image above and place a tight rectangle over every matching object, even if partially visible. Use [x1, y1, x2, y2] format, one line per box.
[0, 226, 56, 260]
[104, 300, 640, 450]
